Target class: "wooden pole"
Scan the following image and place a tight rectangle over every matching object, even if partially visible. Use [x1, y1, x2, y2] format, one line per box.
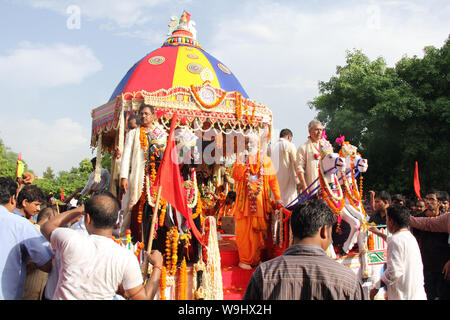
[142, 185, 163, 280]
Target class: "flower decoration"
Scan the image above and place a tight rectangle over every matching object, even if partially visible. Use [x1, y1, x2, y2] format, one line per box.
[335, 134, 345, 146]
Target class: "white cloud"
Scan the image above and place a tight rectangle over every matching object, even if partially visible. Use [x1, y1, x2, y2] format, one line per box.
[207, 1, 450, 145]
[0, 117, 91, 176]
[0, 42, 102, 88]
[26, 0, 168, 28]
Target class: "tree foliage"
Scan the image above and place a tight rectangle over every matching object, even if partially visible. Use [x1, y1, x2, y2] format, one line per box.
[308, 36, 450, 195]
[0, 139, 32, 178]
[33, 158, 92, 198]
[0, 135, 115, 199]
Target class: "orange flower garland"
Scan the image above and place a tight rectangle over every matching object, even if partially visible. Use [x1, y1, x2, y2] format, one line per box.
[318, 164, 345, 214]
[235, 92, 243, 119]
[158, 199, 167, 227]
[191, 188, 203, 220]
[137, 192, 146, 224]
[139, 126, 148, 151]
[165, 227, 179, 277]
[160, 266, 167, 300]
[178, 258, 187, 300]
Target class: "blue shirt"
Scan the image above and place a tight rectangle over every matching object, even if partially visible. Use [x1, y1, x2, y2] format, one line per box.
[0, 205, 54, 300]
[13, 208, 38, 223]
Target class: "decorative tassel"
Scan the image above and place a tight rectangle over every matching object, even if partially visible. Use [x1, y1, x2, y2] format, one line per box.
[94, 134, 102, 183]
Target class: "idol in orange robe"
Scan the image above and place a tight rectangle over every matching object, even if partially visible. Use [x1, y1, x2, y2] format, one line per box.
[231, 151, 282, 269]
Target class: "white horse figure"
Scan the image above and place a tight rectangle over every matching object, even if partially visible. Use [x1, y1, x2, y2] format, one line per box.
[275, 139, 346, 253]
[337, 140, 371, 278]
[315, 140, 347, 259]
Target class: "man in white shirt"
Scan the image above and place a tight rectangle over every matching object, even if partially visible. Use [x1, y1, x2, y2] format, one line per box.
[369, 205, 427, 300]
[41, 192, 163, 300]
[119, 104, 167, 239]
[295, 120, 324, 195]
[270, 128, 299, 207]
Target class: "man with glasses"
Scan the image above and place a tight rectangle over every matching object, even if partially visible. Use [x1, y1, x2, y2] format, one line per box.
[295, 120, 325, 195]
[411, 191, 450, 299]
[119, 104, 166, 241]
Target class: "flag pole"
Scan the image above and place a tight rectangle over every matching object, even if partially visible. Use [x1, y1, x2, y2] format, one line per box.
[143, 184, 163, 280]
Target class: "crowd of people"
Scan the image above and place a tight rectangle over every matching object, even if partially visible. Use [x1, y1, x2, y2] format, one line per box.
[0, 114, 449, 301]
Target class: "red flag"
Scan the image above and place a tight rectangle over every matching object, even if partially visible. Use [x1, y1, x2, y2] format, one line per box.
[153, 114, 204, 245]
[61, 187, 65, 201]
[414, 161, 422, 200]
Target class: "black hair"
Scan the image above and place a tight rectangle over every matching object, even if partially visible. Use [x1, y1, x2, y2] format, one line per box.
[84, 192, 120, 229]
[128, 113, 138, 122]
[290, 199, 337, 240]
[386, 205, 410, 229]
[227, 191, 236, 202]
[279, 128, 293, 139]
[375, 190, 391, 203]
[436, 191, 449, 202]
[138, 104, 155, 114]
[37, 207, 55, 224]
[391, 194, 405, 204]
[16, 185, 45, 208]
[91, 157, 97, 169]
[0, 177, 18, 205]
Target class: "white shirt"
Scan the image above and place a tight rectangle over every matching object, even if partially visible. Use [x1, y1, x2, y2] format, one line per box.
[80, 168, 111, 197]
[270, 138, 299, 206]
[295, 138, 321, 194]
[379, 229, 427, 300]
[50, 228, 142, 300]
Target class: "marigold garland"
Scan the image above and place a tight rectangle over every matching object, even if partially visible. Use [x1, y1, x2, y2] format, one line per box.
[165, 227, 179, 277]
[235, 92, 243, 119]
[139, 126, 148, 151]
[178, 258, 187, 300]
[160, 266, 167, 300]
[158, 199, 167, 227]
[246, 154, 264, 215]
[318, 164, 345, 214]
[191, 188, 203, 220]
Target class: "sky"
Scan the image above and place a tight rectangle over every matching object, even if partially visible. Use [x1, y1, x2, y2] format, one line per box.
[0, 0, 448, 176]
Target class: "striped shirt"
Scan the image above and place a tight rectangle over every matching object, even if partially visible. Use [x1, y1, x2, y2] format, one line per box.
[243, 244, 367, 300]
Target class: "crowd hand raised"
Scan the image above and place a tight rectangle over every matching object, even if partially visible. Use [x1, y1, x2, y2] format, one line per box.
[147, 250, 163, 267]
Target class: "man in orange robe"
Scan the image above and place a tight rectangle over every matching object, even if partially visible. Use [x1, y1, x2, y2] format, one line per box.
[232, 135, 282, 269]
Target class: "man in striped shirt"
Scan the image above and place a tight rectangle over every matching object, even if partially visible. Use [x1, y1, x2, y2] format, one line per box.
[243, 199, 366, 300]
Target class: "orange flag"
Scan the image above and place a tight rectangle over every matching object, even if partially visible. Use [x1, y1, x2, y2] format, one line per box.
[153, 114, 204, 245]
[61, 188, 65, 201]
[414, 161, 422, 200]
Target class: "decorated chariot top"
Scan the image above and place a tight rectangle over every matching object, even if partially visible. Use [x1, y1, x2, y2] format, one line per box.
[91, 11, 273, 148]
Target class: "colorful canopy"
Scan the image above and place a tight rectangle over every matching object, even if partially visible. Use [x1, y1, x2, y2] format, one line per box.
[109, 44, 249, 102]
[91, 13, 273, 149]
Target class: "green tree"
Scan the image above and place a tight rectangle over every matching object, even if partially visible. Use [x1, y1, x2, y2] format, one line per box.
[43, 166, 56, 180]
[33, 158, 92, 198]
[308, 36, 450, 195]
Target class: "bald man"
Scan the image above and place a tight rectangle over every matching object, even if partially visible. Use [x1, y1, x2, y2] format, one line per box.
[42, 193, 163, 300]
